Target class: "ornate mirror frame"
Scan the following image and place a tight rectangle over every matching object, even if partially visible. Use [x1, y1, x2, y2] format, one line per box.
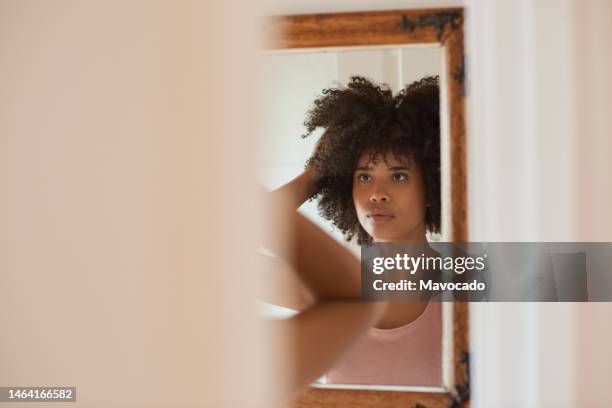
[263, 8, 469, 408]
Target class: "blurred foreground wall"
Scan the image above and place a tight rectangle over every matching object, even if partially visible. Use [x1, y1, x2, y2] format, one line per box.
[0, 1, 270, 407]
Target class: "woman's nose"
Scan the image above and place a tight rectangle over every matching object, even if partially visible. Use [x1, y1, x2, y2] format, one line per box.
[369, 191, 389, 203]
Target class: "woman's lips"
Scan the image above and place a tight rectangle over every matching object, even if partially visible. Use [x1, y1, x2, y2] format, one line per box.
[368, 214, 394, 223]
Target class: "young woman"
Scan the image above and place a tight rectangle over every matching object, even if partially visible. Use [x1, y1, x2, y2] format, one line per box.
[264, 75, 442, 393]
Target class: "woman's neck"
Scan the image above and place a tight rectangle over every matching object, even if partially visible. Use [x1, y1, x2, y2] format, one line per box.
[373, 223, 428, 244]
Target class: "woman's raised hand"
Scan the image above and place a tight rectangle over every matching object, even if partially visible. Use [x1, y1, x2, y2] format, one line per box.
[270, 137, 321, 210]
[302, 136, 321, 192]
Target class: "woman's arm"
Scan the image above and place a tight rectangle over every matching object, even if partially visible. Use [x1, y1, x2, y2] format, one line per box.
[269, 138, 320, 210]
[271, 299, 385, 402]
[258, 253, 315, 311]
[263, 197, 361, 302]
[259, 139, 387, 399]
[262, 192, 386, 400]
[269, 165, 317, 210]
[259, 141, 320, 310]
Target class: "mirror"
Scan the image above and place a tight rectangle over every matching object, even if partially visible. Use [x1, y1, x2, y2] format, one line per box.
[257, 8, 469, 407]
[258, 45, 449, 390]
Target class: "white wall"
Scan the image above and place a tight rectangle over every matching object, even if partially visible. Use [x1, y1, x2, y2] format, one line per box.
[467, 0, 611, 407]
[572, 1, 612, 405]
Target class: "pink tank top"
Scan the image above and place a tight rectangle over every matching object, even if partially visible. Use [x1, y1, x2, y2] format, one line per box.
[325, 301, 443, 386]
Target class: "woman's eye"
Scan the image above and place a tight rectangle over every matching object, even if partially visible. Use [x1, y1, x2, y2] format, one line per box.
[358, 174, 371, 182]
[392, 173, 408, 182]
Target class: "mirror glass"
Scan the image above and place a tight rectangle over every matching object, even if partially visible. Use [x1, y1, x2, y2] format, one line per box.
[257, 45, 451, 391]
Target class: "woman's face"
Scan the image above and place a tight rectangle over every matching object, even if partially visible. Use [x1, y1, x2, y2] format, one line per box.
[352, 150, 427, 242]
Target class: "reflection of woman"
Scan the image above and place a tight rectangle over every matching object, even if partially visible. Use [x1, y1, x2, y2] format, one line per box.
[267, 76, 443, 386]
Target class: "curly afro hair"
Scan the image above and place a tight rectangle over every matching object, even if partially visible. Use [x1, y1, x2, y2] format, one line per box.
[302, 75, 441, 245]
